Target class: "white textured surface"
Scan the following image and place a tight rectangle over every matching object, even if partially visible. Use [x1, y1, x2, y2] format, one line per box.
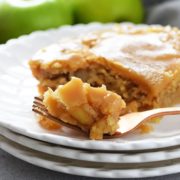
[1, 126, 180, 164]
[0, 23, 180, 151]
[1, 135, 180, 178]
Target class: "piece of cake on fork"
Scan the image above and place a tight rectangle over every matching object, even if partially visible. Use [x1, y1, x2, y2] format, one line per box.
[43, 77, 126, 139]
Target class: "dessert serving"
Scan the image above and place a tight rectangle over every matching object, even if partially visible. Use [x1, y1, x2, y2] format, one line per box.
[29, 23, 180, 139]
[43, 77, 126, 139]
[29, 23, 180, 113]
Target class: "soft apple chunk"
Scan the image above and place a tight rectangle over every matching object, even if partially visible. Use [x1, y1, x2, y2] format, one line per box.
[43, 88, 78, 126]
[57, 77, 87, 107]
[68, 106, 94, 125]
[43, 77, 126, 139]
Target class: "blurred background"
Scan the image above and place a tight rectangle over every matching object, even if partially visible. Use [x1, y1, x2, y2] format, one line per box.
[0, 0, 179, 44]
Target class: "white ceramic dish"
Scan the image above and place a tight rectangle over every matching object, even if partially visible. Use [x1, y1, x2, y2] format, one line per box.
[0, 23, 180, 151]
[1, 126, 180, 163]
[1, 135, 180, 178]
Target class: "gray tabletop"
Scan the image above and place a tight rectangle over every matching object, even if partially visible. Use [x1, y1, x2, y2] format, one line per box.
[1, 1, 180, 180]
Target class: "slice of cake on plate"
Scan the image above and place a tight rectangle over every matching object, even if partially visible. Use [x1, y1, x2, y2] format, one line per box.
[29, 23, 180, 112]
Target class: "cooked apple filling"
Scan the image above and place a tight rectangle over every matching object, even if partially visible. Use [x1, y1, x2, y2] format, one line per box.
[43, 77, 126, 139]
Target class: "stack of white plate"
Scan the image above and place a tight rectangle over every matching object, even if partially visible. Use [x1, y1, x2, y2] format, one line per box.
[0, 23, 180, 178]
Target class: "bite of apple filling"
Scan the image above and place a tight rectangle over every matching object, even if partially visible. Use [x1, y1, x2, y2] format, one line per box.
[43, 77, 126, 139]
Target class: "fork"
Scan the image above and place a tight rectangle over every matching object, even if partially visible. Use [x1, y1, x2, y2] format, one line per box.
[32, 97, 86, 133]
[33, 97, 180, 137]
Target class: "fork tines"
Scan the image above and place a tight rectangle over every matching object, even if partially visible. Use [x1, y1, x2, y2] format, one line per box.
[32, 96, 66, 125]
[32, 96, 84, 132]
[32, 97, 48, 117]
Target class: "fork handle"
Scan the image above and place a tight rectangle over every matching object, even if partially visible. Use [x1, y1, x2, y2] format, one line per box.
[116, 107, 180, 135]
[142, 107, 180, 120]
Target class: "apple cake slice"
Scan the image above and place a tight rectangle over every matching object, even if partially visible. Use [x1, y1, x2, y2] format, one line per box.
[29, 23, 180, 112]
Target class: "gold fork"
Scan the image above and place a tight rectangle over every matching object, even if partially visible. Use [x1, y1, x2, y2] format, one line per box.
[33, 97, 180, 137]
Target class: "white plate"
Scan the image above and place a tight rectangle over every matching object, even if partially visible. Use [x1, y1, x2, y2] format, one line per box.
[1, 135, 180, 178]
[1, 126, 180, 163]
[0, 23, 180, 151]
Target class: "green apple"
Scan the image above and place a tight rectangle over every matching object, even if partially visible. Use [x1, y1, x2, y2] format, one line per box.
[74, 0, 144, 24]
[0, 0, 74, 43]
